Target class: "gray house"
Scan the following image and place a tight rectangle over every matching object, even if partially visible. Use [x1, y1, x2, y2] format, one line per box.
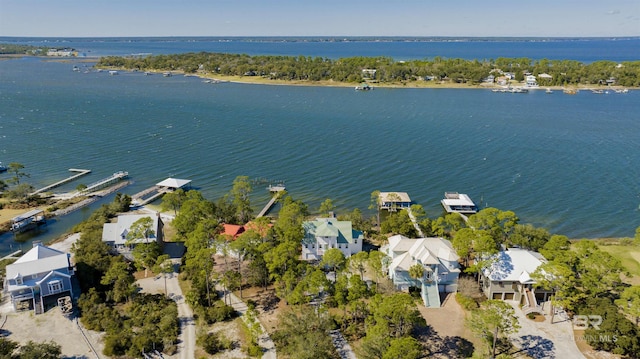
[4, 243, 75, 314]
[102, 213, 164, 253]
[481, 248, 553, 314]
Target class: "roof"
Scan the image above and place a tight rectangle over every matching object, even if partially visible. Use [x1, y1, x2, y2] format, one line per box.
[483, 248, 547, 283]
[387, 236, 459, 272]
[441, 192, 475, 207]
[6, 244, 70, 279]
[102, 213, 160, 246]
[303, 218, 363, 244]
[222, 224, 245, 238]
[11, 209, 44, 223]
[156, 178, 191, 189]
[379, 192, 412, 203]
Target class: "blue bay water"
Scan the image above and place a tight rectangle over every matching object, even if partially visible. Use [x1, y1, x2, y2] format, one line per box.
[2, 37, 639, 62]
[0, 39, 639, 254]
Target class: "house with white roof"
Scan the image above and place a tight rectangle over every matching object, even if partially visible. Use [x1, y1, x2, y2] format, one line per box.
[481, 248, 553, 314]
[302, 217, 363, 261]
[382, 235, 460, 307]
[525, 75, 539, 88]
[102, 213, 164, 253]
[4, 243, 75, 314]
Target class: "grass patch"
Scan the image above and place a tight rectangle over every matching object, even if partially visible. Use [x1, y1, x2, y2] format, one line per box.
[597, 244, 640, 285]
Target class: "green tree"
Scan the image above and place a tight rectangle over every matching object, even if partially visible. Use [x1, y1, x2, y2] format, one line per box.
[0, 179, 7, 192]
[367, 250, 387, 292]
[273, 196, 307, 243]
[318, 198, 336, 217]
[18, 341, 62, 359]
[508, 224, 550, 251]
[271, 306, 337, 359]
[467, 300, 520, 358]
[131, 241, 162, 277]
[4, 183, 34, 201]
[7, 162, 29, 185]
[153, 254, 174, 296]
[382, 336, 423, 359]
[231, 175, 253, 223]
[408, 264, 425, 286]
[126, 216, 155, 245]
[0, 337, 18, 356]
[161, 188, 186, 215]
[101, 258, 136, 303]
[321, 248, 346, 281]
[467, 207, 518, 245]
[369, 190, 382, 229]
[348, 251, 369, 279]
[539, 234, 571, 261]
[616, 285, 640, 325]
[431, 212, 467, 238]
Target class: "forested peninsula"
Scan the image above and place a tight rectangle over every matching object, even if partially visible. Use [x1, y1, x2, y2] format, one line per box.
[96, 52, 640, 87]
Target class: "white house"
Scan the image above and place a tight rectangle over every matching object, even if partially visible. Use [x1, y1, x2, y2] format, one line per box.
[302, 218, 363, 261]
[4, 243, 75, 314]
[525, 75, 539, 88]
[383, 235, 460, 308]
[102, 213, 164, 252]
[481, 248, 553, 314]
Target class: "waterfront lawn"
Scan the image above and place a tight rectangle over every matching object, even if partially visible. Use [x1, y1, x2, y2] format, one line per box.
[597, 243, 640, 285]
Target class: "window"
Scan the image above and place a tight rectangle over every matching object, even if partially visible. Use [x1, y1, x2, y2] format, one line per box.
[354, 239, 358, 244]
[15, 276, 22, 285]
[48, 280, 62, 294]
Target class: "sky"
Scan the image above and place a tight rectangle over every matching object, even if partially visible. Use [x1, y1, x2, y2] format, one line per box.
[1, 0, 638, 38]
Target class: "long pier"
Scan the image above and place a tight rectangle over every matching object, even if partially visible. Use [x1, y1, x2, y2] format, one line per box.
[257, 185, 286, 217]
[81, 171, 128, 194]
[32, 168, 91, 195]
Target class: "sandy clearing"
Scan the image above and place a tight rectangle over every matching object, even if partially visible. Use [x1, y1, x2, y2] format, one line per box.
[0, 299, 105, 358]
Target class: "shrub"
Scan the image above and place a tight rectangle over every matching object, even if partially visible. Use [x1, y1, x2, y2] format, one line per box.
[200, 302, 236, 324]
[197, 332, 232, 355]
[456, 293, 479, 310]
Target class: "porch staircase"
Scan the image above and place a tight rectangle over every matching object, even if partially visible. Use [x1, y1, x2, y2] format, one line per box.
[522, 289, 543, 316]
[422, 282, 441, 308]
[34, 295, 43, 315]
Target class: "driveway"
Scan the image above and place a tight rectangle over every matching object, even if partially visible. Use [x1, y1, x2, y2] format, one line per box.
[137, 261, 195, 359]
[508, 302, 584, 359]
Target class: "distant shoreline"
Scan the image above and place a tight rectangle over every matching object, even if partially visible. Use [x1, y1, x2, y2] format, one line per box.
[123, 68, 639, 91]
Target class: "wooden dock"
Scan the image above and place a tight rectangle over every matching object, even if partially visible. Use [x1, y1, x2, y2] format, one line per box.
[32, 168, 91, 195]
[131, 186, 170, 206]
[81, 171, 128, 194]
[257, 185, 286, 217]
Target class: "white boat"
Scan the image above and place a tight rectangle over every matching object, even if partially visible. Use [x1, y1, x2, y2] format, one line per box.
[441, 192, 478, 214]
[545, 88, 553, 94]
[108, 70, 118, 76]
[355, 83, 372, 91]
[163, 72, 172, 77]
[0, 162, 6, 172]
